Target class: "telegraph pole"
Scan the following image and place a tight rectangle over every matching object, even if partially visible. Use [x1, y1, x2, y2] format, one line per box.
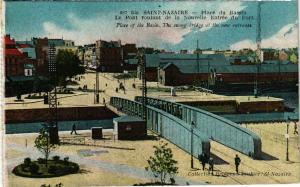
[93, 50, 99, 103]
[286, 117, 290, 161]
[139, 49, 147, 120]
[47, 44, 59, 144]
[191, 121, 195, 168]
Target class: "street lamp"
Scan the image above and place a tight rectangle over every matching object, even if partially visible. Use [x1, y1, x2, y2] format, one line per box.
[286, 117, 290, 161]
[191, 121, 196, 168]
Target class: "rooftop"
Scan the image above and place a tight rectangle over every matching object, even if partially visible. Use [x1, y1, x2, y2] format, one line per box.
[5, 35, 16, 46]
[19, 48, 36, 59]
[113, 115, 145, 122]
[5, 48, 24, 56]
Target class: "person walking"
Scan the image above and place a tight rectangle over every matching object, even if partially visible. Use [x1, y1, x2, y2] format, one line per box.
[294, 121, 298, 135]
[71, 123, 78, 135]
[198, 153, 207, 170]
[235, 154, 241, 174]
[208, 157, 214, 175]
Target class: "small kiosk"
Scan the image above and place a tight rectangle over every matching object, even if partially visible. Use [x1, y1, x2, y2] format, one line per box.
[113, 116, 146, 140]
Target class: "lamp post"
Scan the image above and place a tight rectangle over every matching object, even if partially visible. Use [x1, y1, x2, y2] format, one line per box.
[286, 117, 290, 161]
[191, 121, 195, 168]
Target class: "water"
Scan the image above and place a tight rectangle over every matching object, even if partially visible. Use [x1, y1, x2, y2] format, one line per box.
[262, 92, 299, 120]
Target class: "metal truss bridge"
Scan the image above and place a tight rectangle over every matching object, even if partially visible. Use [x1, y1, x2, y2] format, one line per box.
[110, 96, 262, 159]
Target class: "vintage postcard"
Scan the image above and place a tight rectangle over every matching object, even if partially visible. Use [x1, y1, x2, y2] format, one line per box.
[1, 0, 299, 186]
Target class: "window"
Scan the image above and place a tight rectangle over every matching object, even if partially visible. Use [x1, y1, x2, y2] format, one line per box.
[126, 125, 132, 131]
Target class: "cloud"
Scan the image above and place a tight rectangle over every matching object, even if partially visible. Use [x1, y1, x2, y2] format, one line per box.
[42, 1, 244, 46]
[230, 39, 256, 50]
[230, 22, 298, 50]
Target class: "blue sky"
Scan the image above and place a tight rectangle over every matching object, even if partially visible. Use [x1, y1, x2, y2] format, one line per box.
[5, 1, 298, 50]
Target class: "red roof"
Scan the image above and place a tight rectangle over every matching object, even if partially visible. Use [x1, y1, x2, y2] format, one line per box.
[5, 48, 24, 56]
[5, 35, 16, 46]
[18, 44, 30, 48]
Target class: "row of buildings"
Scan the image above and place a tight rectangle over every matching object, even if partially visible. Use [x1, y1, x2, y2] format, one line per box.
[76, 38, 298, 91]
[4, 34, 78, 96]
[4, 33, 299, 95]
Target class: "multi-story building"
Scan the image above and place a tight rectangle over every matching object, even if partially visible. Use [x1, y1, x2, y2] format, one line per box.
[77, 44, 96, 68]
[122, 43, 137, 70]
[33, 37, 49, 76]
[95, 40, 122, 72]
[55, 40, 78, 55]
[5, 35, 40, 96]
[4, 35, 28, 76]
[262, 48, 278, 61]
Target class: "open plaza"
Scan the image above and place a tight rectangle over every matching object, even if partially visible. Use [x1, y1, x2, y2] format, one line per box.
[4, 72, 300, 186]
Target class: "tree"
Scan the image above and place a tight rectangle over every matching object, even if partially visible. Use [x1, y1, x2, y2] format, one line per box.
[34, 128, 57, 168]
[55, 50, 85, 86]
[145, 142, 178, 184]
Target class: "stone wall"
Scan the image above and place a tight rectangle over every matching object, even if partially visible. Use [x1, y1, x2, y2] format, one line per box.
[5, 106, 118, 123]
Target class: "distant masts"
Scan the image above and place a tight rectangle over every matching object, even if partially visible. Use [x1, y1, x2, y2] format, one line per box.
[254, 1, 262, 98]
[197, 40, 200, 73]
[256, 1, 262, 62]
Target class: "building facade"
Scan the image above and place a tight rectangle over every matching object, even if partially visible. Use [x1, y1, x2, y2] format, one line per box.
[95, 40, 122, 72]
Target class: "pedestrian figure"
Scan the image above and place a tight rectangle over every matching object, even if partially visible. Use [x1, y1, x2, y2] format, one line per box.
[103, 98, 106, 105]
[71, 124, 78, 135]
[208, 157, 214, 175]
[294, 121, 298, 135]
[198, 153, 207, 170]
[235, 154, 241, 174]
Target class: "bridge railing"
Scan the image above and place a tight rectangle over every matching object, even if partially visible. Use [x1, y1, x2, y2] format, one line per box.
[135, 96, 262, 159]
[110, 97, 211, 157]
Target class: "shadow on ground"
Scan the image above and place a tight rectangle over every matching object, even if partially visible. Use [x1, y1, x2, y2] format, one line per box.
[210, 153, 230, 165]
[258, 152, 279, 161]
[78, 169, 92, 174]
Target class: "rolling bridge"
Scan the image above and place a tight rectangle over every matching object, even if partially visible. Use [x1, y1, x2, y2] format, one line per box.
[110, 96, 262, 159]
[135, 96, 262, 159]
[110, 97, 211, 158]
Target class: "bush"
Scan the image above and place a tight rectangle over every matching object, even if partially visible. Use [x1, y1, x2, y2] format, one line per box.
[37, 158, 45, 164]
[21, 164, 29, 172]
[63, 157, 69, 165]
[13, 160, 80, 178]
[29, 163, 39, 174]
[48, 165, 57, 174]
[70, 163, 80, 173]
[53, 155, 60, 162]
[16, 94, 22, 100]
[63, 157, 69, 162]
[24, 157, 31, 167]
